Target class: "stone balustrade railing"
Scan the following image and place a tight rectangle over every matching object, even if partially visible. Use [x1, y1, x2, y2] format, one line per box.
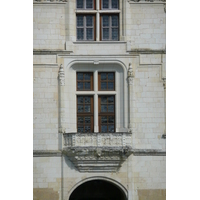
[63, 132, 132, 148]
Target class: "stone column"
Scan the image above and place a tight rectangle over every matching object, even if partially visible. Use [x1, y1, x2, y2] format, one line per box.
[162, 78, 166, 137]
[58, 64, 65, 134]
[127, 63, 134, 131]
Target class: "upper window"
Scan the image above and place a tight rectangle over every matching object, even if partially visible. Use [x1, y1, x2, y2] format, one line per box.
[76, 0, 119, 41]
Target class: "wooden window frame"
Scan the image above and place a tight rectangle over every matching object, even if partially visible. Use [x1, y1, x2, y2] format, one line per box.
[77, 72, 94, 91]
[98, 95, 115, 133]
[98, 72, 115, 91]
[77, 15, 96, 41]
[100, 14, 119, 41]
[76, 0, 96, 10]
[77, 95, 94, 133]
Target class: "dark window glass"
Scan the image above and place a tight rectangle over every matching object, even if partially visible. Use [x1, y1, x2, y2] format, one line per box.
[77, 72, 93, 91]
[98, 72, 115, 91]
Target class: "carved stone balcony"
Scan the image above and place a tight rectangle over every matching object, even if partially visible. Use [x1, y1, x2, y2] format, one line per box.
[63, 132, 132, 172]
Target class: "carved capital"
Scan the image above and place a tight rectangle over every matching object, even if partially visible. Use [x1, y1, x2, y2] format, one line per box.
[59, 64, 65, 86]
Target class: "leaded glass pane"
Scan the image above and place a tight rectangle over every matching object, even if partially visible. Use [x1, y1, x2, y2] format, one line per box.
[101, 105, 107, 112]
[112, 16, 118, 26]
[78, 126, 84, 132]
[86, 0, 93, 8]
[103, 16, 109, 26]
[112, 28, 118, 40]
[112, 0, 118, 9]
[84, 97, 91, 103]
[77, 0, 84, 8]
[101, 96, 107, 103]
[77, 82, 84, 90]
[85, 117, 91, 123]
[78, 105, 84, 112]
[102, 0, 109, 8]
[86, 28, 93, 40]
[85, 82, 91, 90]
[85, 73, 91, 80]
[108, 105, 114, 112]
[101, 82, 107, 90]
[84, 105, 91, 112]
[78, 117, 84, 123]
[86, 16, 93, 26]
[108, 73, 114, 80]
[108, 96, 114, 103]
[77, 28, 84, 40]
[77, 16, 84, 26]
[108, 125, 114, 132]
[101, 73, 107, 80]
[101, 116, 107, 124]
[108, 116, 114, 123]
[108, 82, 114, 90]
[103, 28, 109, 39]
[85, 126, 91, 132]
[101, 125, 107, 132]
[78, 96, 84, 103]
[77, 73, 83, 80]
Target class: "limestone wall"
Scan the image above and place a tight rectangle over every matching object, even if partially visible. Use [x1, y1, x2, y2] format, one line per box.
[33, 4, 66, 50]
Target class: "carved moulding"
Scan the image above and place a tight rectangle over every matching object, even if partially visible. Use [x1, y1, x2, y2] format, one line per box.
[63, 146, 132, 172]
[63, 132, 132, 172]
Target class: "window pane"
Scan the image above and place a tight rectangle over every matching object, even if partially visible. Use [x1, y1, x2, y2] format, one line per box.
[112, 16, 118, 26]
[103, 28, 109, 39]
[84, 73, 91, 80]
[77, 28, 84, 40]
[86, 0, 93, 8]
[77, 82, 84, 90]
[86, 28, 93, 40]
[78, 117, 84, 123]
[102, 0, 109, 9]
[85, 117, 91, 123]
[103, 16, 109, 26]
[77, 0, 84, 8]
[85, 126, 91, 132]
[101, 125, 107, 132]
[78, 96, 84, 103]
[112, 28, 118, 40]
[85, 82, 91, 90]
[86, 16, 93, 26]
[108, 73, 114, 80]
[78, 126, 84, 132]
[77, 73, 83, 80]
[77, 16, 84, 26]
[78, 105, 84, 112]
[101, 105, 107, 112]
[101, 96, 107, 103]
[101, 73, 107, 80]
[84, 105, 91, 112]
[108, 105, 114, 112]
[101, 116, 107, 124]
[112, 0, 118, 9]
[108, 116, 114, 123]
[84, 96, 91, 103]
[101, 82, 107, 90]
[108, 82, 114, 90]
[108, 96, 114, 103]
[108, 125, 114, 132]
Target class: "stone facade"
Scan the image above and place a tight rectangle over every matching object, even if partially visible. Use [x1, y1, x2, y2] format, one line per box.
[33, 1, 166, 200]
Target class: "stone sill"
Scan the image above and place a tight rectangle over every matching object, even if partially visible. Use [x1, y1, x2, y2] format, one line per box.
[129, 0, 166, 4]
[73, 41, 126, 44]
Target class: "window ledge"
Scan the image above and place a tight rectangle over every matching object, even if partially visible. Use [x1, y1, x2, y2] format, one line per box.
[73, 41, 126, 44]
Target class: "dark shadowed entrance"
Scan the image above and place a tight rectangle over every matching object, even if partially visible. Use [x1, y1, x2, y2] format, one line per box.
[69, 180, 126, 200]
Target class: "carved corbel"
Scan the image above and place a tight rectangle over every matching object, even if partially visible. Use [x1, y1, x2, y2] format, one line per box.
[162, 78, 166, 89]
[127, 63, 134, 85]
[59, 64, 65, 86]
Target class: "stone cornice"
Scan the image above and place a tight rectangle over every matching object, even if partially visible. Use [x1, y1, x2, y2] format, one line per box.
[33, 150, 62, 157]
[129, 0, 166, 4]
[33, 49, 72, 55]
[132, 149, 166, 156]
[33, 0, 67, 4]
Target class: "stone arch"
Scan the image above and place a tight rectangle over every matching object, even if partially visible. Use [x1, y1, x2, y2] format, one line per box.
[68, 176, 128, 200]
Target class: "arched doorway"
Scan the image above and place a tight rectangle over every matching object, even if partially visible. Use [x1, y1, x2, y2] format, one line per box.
[69, 180, 127, 200]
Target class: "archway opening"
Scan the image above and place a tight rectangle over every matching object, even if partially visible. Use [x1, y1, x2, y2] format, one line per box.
[69, 180, 126, 200]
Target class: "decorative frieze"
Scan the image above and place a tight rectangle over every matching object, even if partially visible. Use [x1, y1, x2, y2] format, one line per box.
[58, 64, 65, 86]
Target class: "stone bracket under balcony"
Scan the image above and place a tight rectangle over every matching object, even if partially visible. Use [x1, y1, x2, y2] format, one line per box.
[63, 132, 132, 172]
